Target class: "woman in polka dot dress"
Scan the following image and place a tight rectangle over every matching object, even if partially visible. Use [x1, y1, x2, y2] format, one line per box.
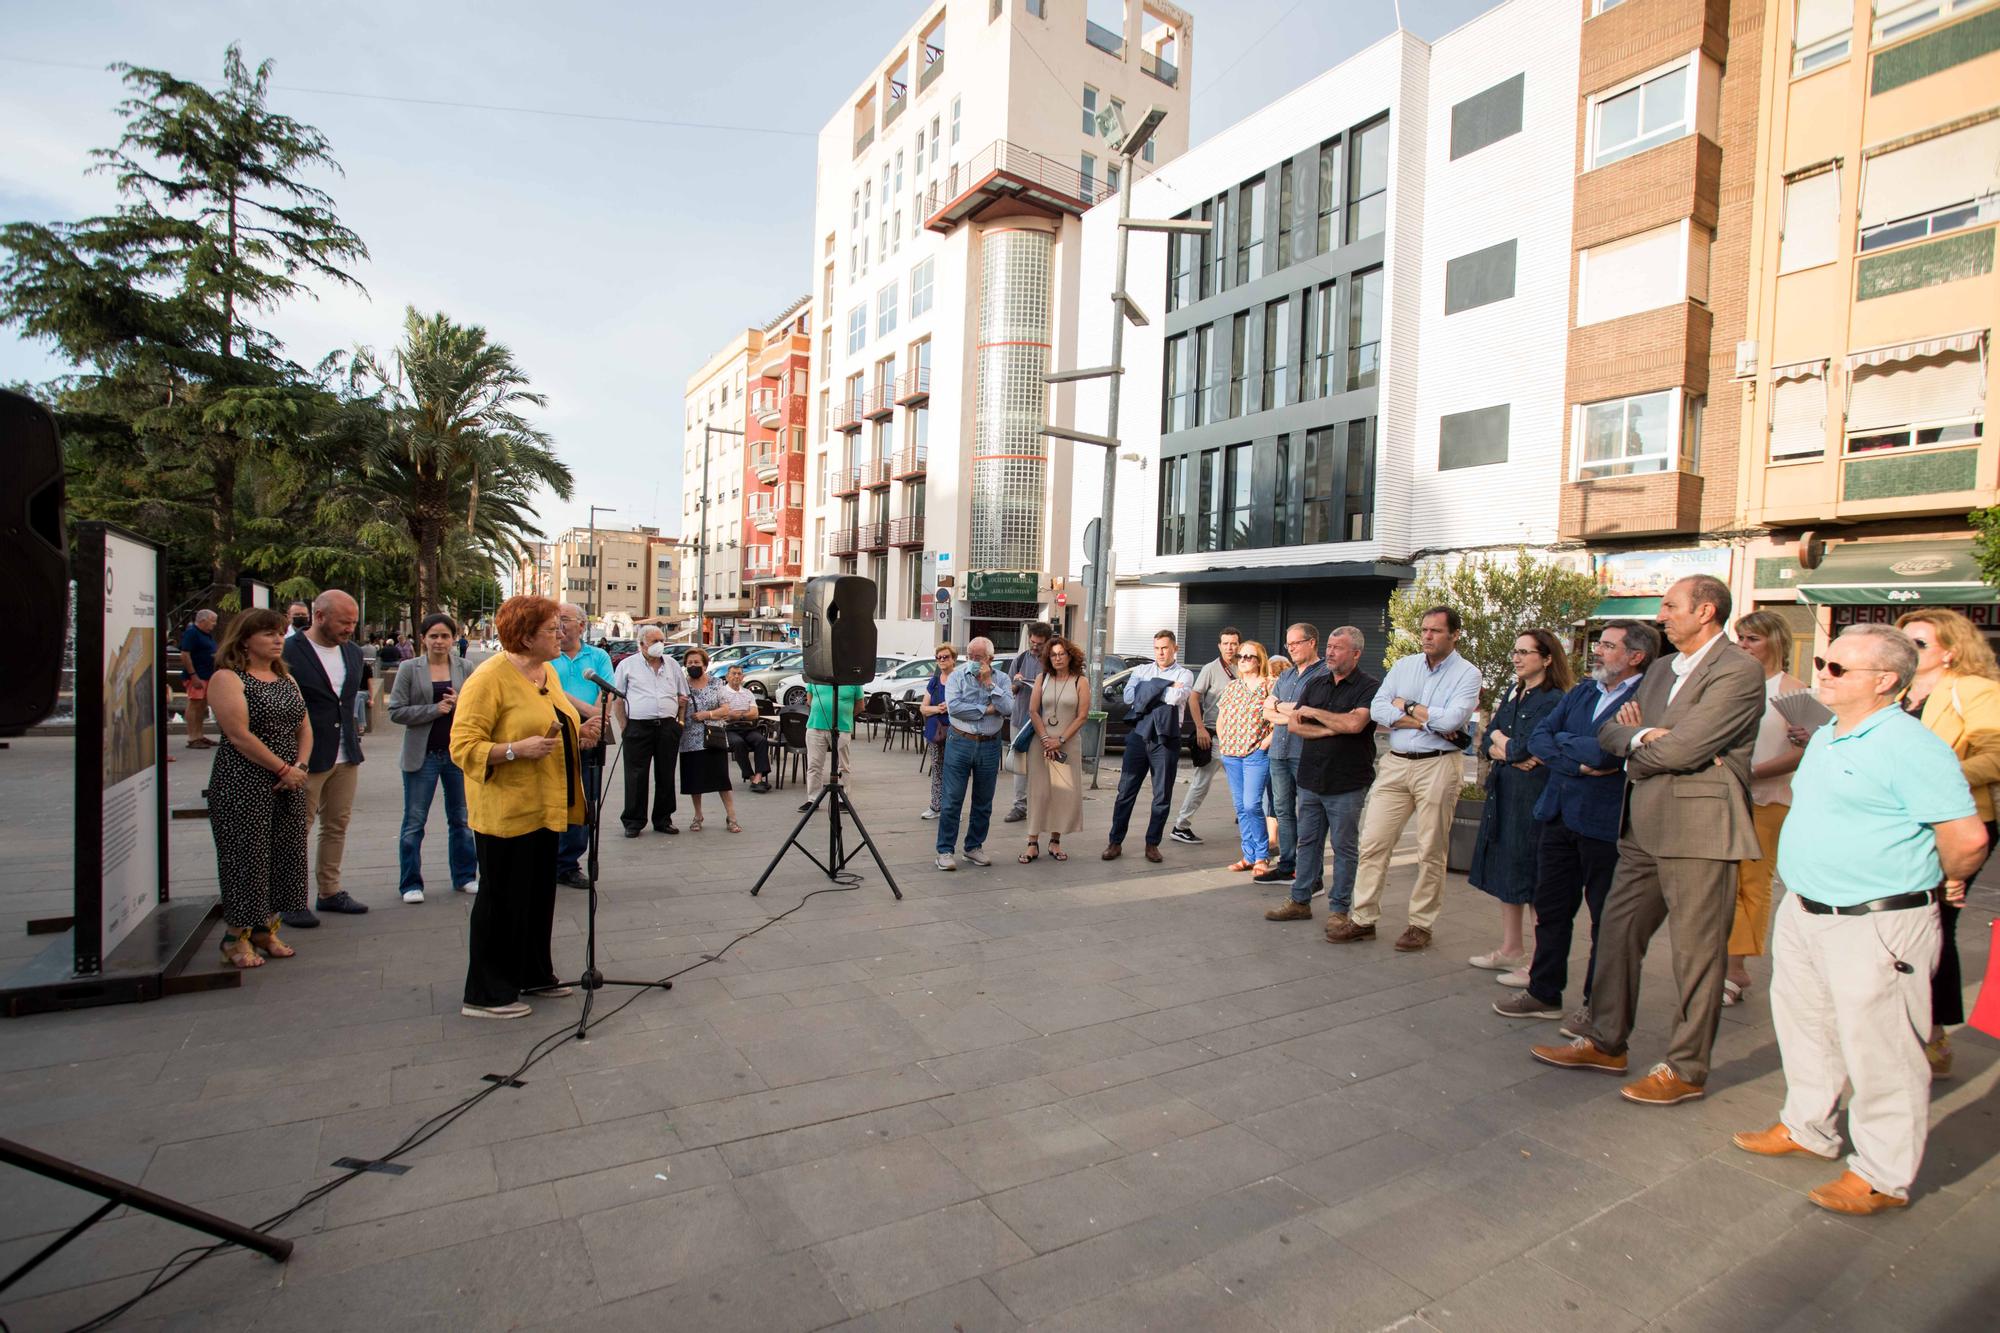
[205, 607, 314, 968]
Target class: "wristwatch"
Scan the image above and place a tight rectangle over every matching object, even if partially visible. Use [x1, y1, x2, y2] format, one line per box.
[505, 744, 517, 762]
[1401, 700, 1417, 717]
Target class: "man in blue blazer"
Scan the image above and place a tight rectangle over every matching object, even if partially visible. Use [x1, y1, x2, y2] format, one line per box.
[279, 590, 371, 927]
[1493, 619, 1658, 1026]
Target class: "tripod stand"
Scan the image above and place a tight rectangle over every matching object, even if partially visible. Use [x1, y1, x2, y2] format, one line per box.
[560, 722, 671, 1041]
[750, 751, 901, 900]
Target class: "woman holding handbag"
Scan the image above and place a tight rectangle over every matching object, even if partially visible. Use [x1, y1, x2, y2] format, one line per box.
[1021, 636, 1086, 862]
[679, 647, 740, 833]
[1467, 628, 1571, 973]
[1895, 608, 2000, 1078]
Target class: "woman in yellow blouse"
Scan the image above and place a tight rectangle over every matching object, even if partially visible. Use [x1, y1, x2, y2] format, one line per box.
[1217, 640, 1276, 875]
[1895, 608, 2000, 1078]
[450, 595, 602, 1019]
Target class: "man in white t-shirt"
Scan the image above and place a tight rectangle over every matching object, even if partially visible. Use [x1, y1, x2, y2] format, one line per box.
[280, 589, 370, 926]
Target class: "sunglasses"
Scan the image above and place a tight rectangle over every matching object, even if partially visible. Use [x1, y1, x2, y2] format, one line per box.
[1813, 657, 1888, 678]
[1236, 654, 1260, 662]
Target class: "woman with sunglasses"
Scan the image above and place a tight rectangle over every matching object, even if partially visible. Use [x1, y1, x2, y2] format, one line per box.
[1468, 629, 1573, 972]
[1893, 608, 2000, 1078]
[1216, 640, 1276, 875]
[918, 645, 957, 820]
[1722, 611, 1807, 1008]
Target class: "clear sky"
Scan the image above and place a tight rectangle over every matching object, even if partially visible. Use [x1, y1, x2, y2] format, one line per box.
[1, 0, 1496, 546]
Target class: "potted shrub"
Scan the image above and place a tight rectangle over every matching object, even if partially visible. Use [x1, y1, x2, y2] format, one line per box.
[1448, 781, 1485, 873]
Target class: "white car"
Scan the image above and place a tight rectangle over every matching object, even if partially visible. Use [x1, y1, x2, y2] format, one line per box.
[775, 654, 921, 710]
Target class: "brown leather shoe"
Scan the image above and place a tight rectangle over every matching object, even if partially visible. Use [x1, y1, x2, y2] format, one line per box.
[1620, 1063, 1705, 1106]
[1808, 1171, 1908, 1216]
[1324, 914, 1374, 943]
[1265, 901, 1312, 922]
[1393, 926, 1432, 952]
[1733, 1123, 1837, 1159]
[1530, 1037, 1628, 1074]
[1144, 845, 1164, 863]
[1101, 844, 1121, 861]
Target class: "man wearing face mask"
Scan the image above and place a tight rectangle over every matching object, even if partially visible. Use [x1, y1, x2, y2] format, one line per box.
[612, 625, 688, 837]
[550, 604, 613, 886]
[285, 601, 311, 639]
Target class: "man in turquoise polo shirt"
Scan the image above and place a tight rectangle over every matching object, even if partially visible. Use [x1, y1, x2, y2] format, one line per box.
[801, 680, 863, 812]
[551, 604, 612, 887]
[1732, 624, 1985, 1217]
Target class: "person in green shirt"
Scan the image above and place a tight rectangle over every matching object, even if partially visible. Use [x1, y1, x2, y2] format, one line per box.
[801, 681, 864, 811]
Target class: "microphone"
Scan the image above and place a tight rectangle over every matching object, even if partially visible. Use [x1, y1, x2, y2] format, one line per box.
[586, 669, 626, 701]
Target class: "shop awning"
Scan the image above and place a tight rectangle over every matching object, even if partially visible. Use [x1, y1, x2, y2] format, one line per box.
[1795, 539, 1997, 606]
[1590, 596, 1660, 619]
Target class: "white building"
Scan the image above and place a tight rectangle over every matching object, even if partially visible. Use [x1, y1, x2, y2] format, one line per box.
[1065, 0, 1579, 658]
[803, 0, 1193, 655]
[682, 336, 751, 637]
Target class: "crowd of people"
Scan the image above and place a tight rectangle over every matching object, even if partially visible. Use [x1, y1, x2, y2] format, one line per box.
[185, 577, 1990, 1213]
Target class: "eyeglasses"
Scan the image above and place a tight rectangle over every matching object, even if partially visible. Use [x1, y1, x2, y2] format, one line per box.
[1509, 648, 1544, 657]
[1814, 657, 1889, 679]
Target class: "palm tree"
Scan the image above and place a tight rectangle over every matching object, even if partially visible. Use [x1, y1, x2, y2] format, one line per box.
[345, 308, 571, 611]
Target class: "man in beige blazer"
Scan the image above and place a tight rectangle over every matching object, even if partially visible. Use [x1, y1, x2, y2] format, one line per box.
[1532, 574, 1766, 1105]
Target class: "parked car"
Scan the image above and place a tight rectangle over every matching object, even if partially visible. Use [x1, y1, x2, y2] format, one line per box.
[738, 649, 804, 699]
[775, 654, 919, 709]
[1098, 665, 1196, 753]
[866, 656, 946, 703]
[707, 641, 788, 669]
[600, 638, 638, 668]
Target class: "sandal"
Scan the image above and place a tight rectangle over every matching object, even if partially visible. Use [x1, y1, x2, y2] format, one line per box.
[219, 930, 264, 969]
[249, 920, 296, 958]
[1722, 978, 1747, 1007]
[690, 816, 704, 832]
[1019, 842, 1041, 864]
[1049, 841, 1068, 862]
[1250, 860, 1271, 877]
[727, 820, 742, 834]
[1227, 860, 1252, 873]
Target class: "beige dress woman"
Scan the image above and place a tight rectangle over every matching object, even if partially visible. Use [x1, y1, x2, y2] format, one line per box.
[1027, 674, 1084, 837]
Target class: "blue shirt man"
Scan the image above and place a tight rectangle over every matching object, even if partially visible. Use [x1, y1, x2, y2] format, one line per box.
[936, 637, 1013, 869]
[1106, 631, 1196, 859]
[551, 605, 613, 884]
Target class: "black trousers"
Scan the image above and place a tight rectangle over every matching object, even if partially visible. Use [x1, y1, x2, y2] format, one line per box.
[621, 718, 681, 830]
[1933, 818, 1995, 1026]
[1527, 820, 1620, 1008]
[728, 726, 770, 780]
[1108, 737, 1179, 848]
[463, 828, 559, 1007]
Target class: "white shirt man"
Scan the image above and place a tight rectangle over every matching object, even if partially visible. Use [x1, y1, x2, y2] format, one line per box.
[612, 636, 689, 836]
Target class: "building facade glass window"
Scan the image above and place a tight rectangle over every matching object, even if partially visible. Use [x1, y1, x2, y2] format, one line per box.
[1576, 389, 1678, 477]
[1236, 176, 1267, 283]
[1262, 297, 1292, 409]
[1222, 443, 1253, 549]
[1347, 116, 1388, 242]
[847, 305, 867, 353]
[909, 258, 935, 316]
[877, 282, 899, 337]
[1347, 267, 1382, 390]
[1590, 62, 1690, 168]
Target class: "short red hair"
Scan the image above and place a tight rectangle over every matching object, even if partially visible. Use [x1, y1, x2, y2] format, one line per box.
[495, 594, 559, 653]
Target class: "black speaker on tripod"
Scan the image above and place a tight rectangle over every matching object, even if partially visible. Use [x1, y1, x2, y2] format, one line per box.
[799, 575, 877, 685]
[0, 390, 69, 736]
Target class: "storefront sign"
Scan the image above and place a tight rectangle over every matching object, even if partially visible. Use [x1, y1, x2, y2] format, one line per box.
[1591, 547, 1733, 598]
[968, 571, 1039, 602]
[1830, 603, 1999, 627]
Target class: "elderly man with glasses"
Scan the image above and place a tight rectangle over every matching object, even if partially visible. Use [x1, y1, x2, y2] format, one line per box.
[1731, 624, 1985, 1216]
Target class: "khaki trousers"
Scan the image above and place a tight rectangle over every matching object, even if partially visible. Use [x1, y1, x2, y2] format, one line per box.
[303, 762, 359, 900]
[805, 729, 851, 803]
[1730, 799, 1789, 956]
[1349, 752, 1460, 931]
[1771, 890, 1939, 1198]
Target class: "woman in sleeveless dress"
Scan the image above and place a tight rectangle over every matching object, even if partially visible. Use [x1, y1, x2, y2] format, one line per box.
[1023, 636, 1087, 862]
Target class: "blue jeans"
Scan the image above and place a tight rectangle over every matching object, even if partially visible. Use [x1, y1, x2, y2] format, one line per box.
[1221, 751, 1271, 862]
[937, 732, 1002, 855]
[1293, 787, 1367, 911]
[1267, 754, 1299, 870]
[557, 752, 602, 874]
[1109, 737, 1180, 847]
[399, 750, 477, 893]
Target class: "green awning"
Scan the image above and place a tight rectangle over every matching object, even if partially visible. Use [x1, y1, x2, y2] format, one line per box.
[1590, 596, 1661, 619]
[1796, 539, 1997, 606]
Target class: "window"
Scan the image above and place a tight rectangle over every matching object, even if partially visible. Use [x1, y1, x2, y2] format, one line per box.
[1304, 280, 1337, 398]
[1769, 364, 1830, 462]
[1227, 313, 1249, 417]
[914, 129, 924, 164]
[1302, 428, 1339, 544]
[1194, 325, 1216, 425]
[1163, 332, 1198, 432]
[1108, 163, 1121, 195]
[1438, 404, 1511, 470]
[1236, 176, 1266, 282]
[1577, 222, 1691, 325]
[847, 305, 867, 352]
[951, 96, 961, 147]
[1157, 454, 1187, 554]
[1277, 161, 1299, 267]
[815, 453, 828, 503]
[1846, 349, 1986, 455]
[1590, 61, 1691, 168]
[1347, 267, 1382, 391]
[891, 212, 901, 253]
[1347, 116, 1388, 242]
[1315, 139, 1341, 251]
[1575, 389, 1687, 478]
[1444, 239, 1518, 314]
[930, 115, 941, 164]
[1343, 420, 1374, 541]
[1143, 138, 1156, 164]
[894, 150, 903, 193]
[1222, 444, 1254, 550]
[1779, 168, 1840, 273]
[1081, 153, 1096, 194]
[909, 257, 934, 316]
[1206, 196, 1229, 295]
[1873, 0, 1985, 46]
[904, 551, 923, 620]
[876, 283, 899, 337]
[1450, 72, 1525, 160]
[1167, 214, 1198, 312]
[1262, 298, 1292, 408]
[1082, 85, 1098, 136]
[1793, 0, 1850, 75]
[1858, 119, 2000, 253]
[1195, 448, 1221, 552]
[1593, 0, 1632, 11]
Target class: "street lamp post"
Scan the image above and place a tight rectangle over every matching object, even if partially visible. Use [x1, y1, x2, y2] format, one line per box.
[586, 504, 617, 633]
[698, 424, 745, 646]
[1042, 106, 1208, 784]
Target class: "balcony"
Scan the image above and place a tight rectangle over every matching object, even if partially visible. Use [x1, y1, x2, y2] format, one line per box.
[895, 366, 930, 405]
[863, 384, 896, 421]
[923, 139, 1127, 233]
[889, 514, 926, 548]
[829, 526, 858, 557]
[749, 505, 779, 535]
[834, 396, 864, 434]
[1559, 469, 1705, 540]
[857, 520, 889, 552]
[853, 125, 875, 158]
[831, 466, 863, 498]
[1140, 48, 1179, 87]
[748, 441, 779, 484]
[862, 458, 893, 490]
[1085, 20, 1124, 58]
[750, 386, 782, 429]
[894, 444, 928, 479]
[919, 44, 944, 92]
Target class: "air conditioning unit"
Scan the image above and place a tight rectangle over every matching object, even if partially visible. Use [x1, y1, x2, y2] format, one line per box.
[1733, 340, 1759, 381]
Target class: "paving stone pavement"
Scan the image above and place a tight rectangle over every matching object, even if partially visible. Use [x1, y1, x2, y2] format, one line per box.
[0, 728, 1995, 1332]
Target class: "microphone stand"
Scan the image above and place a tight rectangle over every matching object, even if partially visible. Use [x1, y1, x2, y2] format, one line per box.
[559, 668, 671, 1041]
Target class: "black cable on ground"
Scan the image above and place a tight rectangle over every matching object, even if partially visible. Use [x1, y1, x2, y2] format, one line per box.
[56, 874, 864, 1333]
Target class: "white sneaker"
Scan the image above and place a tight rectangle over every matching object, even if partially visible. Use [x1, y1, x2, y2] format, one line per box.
[455, 880, 478, 895]
[401, 888, 425, 904]
[1496, 967, 1531, 989]
[461, 1001, 531, 1019]
[962, 848, 992, 867]
[1469, 950, 1527, 971]
[935, 855, 957, 871]
[920, 807, 940, 820]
